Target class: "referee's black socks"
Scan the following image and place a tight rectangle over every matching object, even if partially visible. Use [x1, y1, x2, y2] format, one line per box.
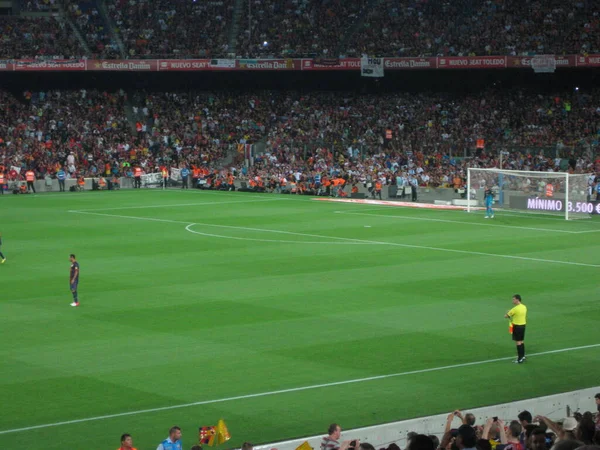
[517, 344, 525, 359]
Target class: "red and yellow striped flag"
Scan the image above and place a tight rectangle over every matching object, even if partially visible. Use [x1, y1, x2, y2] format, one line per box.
[208, 419, 231, 447]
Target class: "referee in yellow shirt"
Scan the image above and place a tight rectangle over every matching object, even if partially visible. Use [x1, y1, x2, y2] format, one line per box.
[505, 294, 527, 363]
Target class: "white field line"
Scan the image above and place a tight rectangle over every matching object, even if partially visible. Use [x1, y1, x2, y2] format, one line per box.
[333, 211, 591, 235]
[69, 211, 600, 268]
[2, 343, 599, 435]
[185, 224, 370, 245]
[70, 197, 285, 212]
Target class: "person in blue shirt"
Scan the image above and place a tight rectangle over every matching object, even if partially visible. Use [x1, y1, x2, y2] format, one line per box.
[157, 426, 182, 450]
[57, 167, 66, 192]
[180, 166, 190, 189]
[484, 186, 494, 219]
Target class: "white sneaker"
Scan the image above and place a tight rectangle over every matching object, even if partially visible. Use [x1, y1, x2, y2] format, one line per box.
[485, 216, 489, 219]
[70, 302, 79, 307]
[491, 215, 494, 218]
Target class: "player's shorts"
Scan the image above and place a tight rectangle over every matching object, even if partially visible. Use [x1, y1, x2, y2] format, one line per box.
[512, 324, 526, 341]
[70, 282, 79, 291]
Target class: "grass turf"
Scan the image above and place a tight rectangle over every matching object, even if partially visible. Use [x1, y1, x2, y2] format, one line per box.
[0, 189, 599, 450]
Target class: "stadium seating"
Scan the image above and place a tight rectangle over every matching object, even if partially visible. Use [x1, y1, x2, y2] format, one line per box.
[105, 0, 234, 58]
[1, 89, 597, 187]
[0, 17, 85, 59]
[347, 0, 600, 57]
[65, 0, 120, 58]
[3, 0, 598, 58]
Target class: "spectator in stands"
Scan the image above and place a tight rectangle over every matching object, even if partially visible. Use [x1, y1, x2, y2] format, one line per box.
[535, 416, 580, 442]
[118, 433, 137, 450]
[457, 425, 479, 450]
[157, 426, 182, 450]
[498, 420, 523, 450]
[528, 429, 548, 450]
[577, 417, 597, 445]
[321, 424, 355, 450]
[519, 412, 534, 446]
[406, 435, 436, 450]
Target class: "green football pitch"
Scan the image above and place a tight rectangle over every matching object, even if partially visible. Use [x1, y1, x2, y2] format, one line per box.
[1, 189, 599, 450]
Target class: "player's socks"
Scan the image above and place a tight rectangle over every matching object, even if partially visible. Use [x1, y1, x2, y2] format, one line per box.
[517, 344, 524, 360]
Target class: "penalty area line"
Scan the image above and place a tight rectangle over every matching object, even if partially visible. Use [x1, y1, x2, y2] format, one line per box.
[2, 343, 600, 435]
[68, 211, 600, 267]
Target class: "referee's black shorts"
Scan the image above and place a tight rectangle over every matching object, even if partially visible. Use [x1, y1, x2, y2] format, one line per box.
[512, 325, 526, 341]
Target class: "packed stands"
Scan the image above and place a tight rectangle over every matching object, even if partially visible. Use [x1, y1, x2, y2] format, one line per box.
[348, 0, 600, 57]
[106, 0, 234, 58]
[236, 0, 369, 58]
[21, 0, 59, 12]
[0, 17, 85, 59]
[65, 0, 120, 58]
[2, 0, 599, 59]
[1, 88, 598, 187]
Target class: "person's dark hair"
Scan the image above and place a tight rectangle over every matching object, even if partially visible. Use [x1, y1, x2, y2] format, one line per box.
[428, 435, 440, 449]
[387, 444, 401, 450]
[550, 440, 584, 450]
[531, 429, 546, 438]
[518, 411, 532, 424]
[241, 443, 253, 450]
[407, 434, 436, 450]
[465, 414, 476, 426]
[526, 424, 543, 438]
[477, 439, 492, 450]
[328, 424, 340, 435]
[407, 432, 418, 443]
[360, 443, 376, 450]
[577, 417, 596, 444]
[513, 294, 522, 301]
[169, 426, 181, 436]
[594, 393, 600, 400]
[458, 425, 477, 449]
[70, 253, 76, 259]
[509, 421, 522, 438]
[120, 433, 131, 443]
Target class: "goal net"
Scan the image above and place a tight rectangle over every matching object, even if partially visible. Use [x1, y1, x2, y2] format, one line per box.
[467, 168, 595, 220]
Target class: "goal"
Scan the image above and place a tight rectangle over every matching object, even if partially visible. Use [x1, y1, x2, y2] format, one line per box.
[467, 168, 595, 220]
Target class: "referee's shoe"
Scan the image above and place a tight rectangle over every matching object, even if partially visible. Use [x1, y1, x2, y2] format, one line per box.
[514, 356, 526, 364]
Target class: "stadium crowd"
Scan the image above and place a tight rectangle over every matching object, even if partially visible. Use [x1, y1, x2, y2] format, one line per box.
[2, 0, 599, 59]
[0, 16, 85, 59]
[347, 0, 600, 58]
[106, 0, 234, 58]
[110, 402, 600, 450]
[65, 0, 121, 58]
[0, 87, 599, 191]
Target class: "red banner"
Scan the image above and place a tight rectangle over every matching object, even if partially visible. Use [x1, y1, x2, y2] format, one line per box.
[301, 58, 361, 71]
[13, 59, 86, 71]
[158, 59, 211, 71]
[438, 56, 507, 69]
[0, 55, 596, 72]
[384, 57, 437, 70]
[575, 55, 600, 67]
[507, 55, 575, 68]
[237, 59, 299, 70]
[90, 59, 157, 71]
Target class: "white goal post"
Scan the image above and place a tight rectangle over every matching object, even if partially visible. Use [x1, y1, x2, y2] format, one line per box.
[467, 168, 595, 220]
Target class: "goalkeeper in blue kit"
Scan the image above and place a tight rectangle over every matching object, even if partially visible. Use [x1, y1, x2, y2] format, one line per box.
[484, 187, 494, 219]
